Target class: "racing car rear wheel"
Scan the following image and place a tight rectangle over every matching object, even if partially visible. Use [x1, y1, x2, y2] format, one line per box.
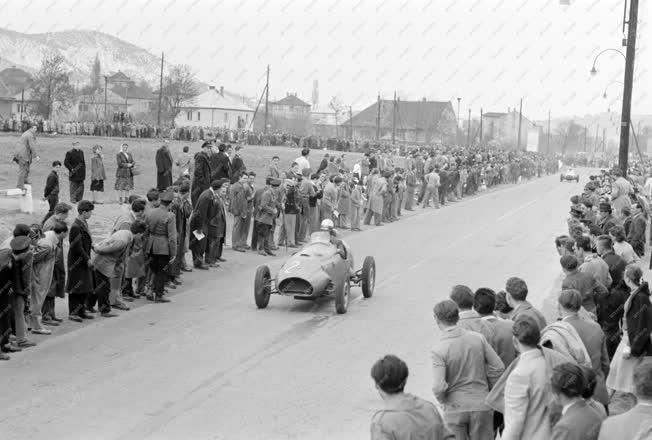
[361, 256, 376, 298]
[254, 265, 272, 309]
[335, 280, 350, 314]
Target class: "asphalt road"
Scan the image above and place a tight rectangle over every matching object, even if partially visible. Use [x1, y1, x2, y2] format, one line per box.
[0, 173, 584, 440]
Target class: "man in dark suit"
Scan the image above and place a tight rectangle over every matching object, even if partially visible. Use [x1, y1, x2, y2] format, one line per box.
[230, 145, 245, 183]
[627, 201, 646, 257]
[550, 363, 603, 440]
[63, 141, 86, 203]
[505, 277, 547, 331]
[42, 161, 61, 223]
[560, 255, 608, 317]
[191, 141, 213, 207]
[155, 141, 173, 191]
[210, 143, 231, 182]
[144, 191, 177, 302]
[558, 289, 611, 408]
[67, 200, 95, 321]
[189, 180, 219, 269]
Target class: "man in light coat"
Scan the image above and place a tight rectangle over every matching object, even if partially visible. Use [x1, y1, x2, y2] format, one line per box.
[431, 300, 504, 440]
[91, 221, 145, 317]
[144, 192, 177, 302]
[14, 125, 39, 189]
[230, 173, 249, 252]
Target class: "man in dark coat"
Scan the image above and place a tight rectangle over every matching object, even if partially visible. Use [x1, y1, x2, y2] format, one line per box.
[66, 200, 95, 321]
[627, 201, 646, 257]
[438, 167, 449, 206]
[209, 179, 228, 263]
[255, 178, 280, 256]
[189, 180, 219, 269]
[43, 161, 61, 223]
[155, 142, 173, 191]
[211, 143, 231, 182]
[63, 141, 86, 203]
[191, 141, 213, 207]
[597, 202, 620, 236]
[230, 145, 246, 183]
[230, 173, 249, 251]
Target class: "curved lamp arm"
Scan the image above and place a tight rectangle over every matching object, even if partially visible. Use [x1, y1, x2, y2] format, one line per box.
[590, 48, 626, 75]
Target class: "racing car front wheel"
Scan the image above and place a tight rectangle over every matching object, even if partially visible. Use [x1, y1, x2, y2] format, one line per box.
[254, 265, 272, 309]
[361, 256, 376, 298]
[335, 280, 350, 314]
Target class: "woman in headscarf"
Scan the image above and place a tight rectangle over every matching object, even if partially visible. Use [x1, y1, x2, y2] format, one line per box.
[90, 144, 106, 204]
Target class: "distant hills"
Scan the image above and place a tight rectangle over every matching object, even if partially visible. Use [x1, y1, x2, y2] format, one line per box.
[0, 27, 167, 86]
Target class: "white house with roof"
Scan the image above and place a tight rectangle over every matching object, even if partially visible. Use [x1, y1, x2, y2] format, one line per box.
[174, 86, 254, 129]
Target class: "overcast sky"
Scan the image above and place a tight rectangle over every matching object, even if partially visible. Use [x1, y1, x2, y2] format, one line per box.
[1, 0, 650, 120]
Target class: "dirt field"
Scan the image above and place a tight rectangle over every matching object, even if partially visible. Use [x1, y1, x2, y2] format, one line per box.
[0, 133, 361, 242]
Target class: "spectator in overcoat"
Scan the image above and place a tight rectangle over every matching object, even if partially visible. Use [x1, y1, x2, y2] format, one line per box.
[64, 141, 86, 203]
[155, 142, 173, 191]
[66, 200, 95, 321]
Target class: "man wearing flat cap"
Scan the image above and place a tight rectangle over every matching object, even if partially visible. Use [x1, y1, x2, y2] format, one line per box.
[207, 178, 228, 264]
[67, 200, 95, 321]
[597, 202, 620, 236]
[255, 178, 280, 256]
[144, 191, 177, 302]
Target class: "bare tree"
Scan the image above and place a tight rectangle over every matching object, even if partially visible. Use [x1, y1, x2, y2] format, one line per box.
[32, 53, 75, 119]
[161, 64, 200, 125]
[90, 54, 102, 91]
[329, 96, 344, 137]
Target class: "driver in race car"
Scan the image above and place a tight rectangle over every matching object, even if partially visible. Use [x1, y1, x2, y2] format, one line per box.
[309, 219, 347, 253]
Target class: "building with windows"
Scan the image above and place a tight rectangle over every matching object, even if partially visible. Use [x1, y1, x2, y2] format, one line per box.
[174, 85, 254, 129]
[342, 98, 457, 143]
[481, 109, 537, 149]
[253, 93, 312, 135]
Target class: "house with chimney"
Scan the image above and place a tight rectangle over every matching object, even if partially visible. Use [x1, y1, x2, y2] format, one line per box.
[174, 85, 254, 129]
[342, 98, 457, 143]
[0, 66, 37, 118]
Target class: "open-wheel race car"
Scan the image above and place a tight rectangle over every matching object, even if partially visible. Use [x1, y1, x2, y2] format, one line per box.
[253, 231, 375, 314]
[560, 168, 580, 182]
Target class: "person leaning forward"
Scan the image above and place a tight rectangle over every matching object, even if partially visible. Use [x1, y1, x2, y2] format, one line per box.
[144, 191, 177, 303]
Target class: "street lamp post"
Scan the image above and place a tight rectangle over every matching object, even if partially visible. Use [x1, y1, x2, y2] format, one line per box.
[618, 0, 638, 175]
[589, 48, 626, 76]
[602, 81, 624, 99]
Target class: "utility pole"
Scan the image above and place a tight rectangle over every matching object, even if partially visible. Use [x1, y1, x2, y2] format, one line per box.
[391, 91, 397, 145]
[603, 127, 607, 153]
[547, 109, 551, 154]
[349, 106, 353, 140]
[594, 125, 600, 153]
[157, 52, 164, 129]
[19, 88, 24, 123]
[583, 125, 587, 151]
[618, 0, 639, 175]
[479, 108, 483, 146]
[104, 76, 108, 121]
[516, 97, 523, 150]
[376, 94, 381, 141]
[264, 64, 270, 135]
[466, 108, 471, 147]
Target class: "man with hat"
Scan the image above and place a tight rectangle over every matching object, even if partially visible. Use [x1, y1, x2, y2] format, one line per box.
[230, 172, 249, 252]
[155, 140, 173, 191]
[597, 202, 620, 236]
[67, 200, 95, 321]
[191, 141, 213, 207]
[63, 141, 86, 203]
[144, 191, 177, 302]
[255, 177, 280, 256]
[568, 205, 585, 237]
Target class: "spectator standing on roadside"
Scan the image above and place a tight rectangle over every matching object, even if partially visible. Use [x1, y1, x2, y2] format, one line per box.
[370, 355, 454, 440]
[64, 141, 86, 203]
[13, 124, 39, 190]
[155, 141, 173, 191]
[191, 141, 213, 207]
[175, 145, 193, 180]
[42, 161, 61, 223]
[66, 200, 95, 322]
[431, 300, 504, 440]
[90, 145, 106, 204]
[115, 143, 135, 205]
[295, 148, 311, 176]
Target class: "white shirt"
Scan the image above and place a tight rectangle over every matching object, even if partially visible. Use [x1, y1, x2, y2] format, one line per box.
[295, 156, 311, 174]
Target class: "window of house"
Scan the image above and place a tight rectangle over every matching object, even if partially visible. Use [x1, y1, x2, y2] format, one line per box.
[18, 104, 29, 113]
[187, 111, 192, 120]
[197, 111, 201, 121]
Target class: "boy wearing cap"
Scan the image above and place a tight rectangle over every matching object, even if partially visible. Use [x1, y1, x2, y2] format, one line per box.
[64, 141, 86, 203]
[67, 200, 95, 322]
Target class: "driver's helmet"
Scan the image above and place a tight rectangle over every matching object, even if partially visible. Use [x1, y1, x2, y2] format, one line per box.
[320, 219, 334, 231]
